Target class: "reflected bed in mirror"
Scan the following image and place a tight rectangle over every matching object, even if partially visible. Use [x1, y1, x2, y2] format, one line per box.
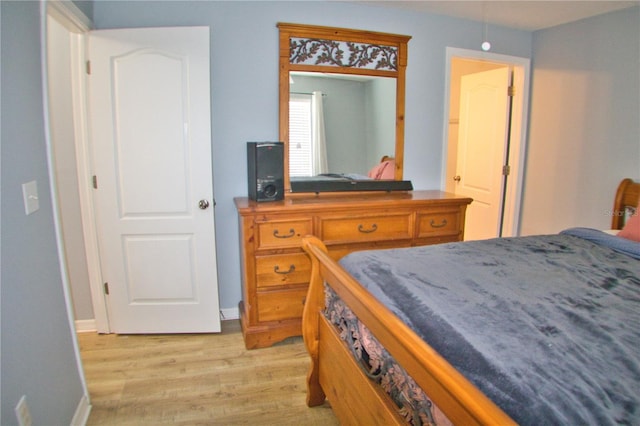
[290, 155, 413, 192]
[278, 23, 412, 193]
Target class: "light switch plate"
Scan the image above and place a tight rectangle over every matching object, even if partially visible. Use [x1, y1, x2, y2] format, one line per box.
[22, 180, 39, 215]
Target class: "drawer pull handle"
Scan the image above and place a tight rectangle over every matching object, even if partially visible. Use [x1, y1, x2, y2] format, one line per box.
[358, 223, 378, 233]
[274, 264, 295, 274]
[430, 219, 448, 228]
[273, 228, 295, 238]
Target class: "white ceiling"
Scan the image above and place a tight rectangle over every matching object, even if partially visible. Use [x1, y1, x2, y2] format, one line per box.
[357, 1, 639, 31]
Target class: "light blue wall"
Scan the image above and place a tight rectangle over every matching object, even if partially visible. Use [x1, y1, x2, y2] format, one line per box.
[92, 0, 533, 311]
[72, 0, 93, 20]
[521, 6, 640, 234]
[1, 2, 85, 425]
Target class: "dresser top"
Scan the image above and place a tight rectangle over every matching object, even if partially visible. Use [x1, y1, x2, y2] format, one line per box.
[234, 190, 472, 213]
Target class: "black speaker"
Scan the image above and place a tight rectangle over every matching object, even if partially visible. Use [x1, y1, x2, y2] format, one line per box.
[247, 142, 284, 202]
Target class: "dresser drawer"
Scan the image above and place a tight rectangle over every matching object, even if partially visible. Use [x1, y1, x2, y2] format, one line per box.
[318, 212, 412, 244]
[256, 218, 312, 249]
[416, 210, 461, 237]
[256, 253, 311, 288]
[257, 287, 307, 322]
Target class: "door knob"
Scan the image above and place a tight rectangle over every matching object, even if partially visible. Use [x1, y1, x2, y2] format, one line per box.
[198, 199, 210, 210]
[453, 175, 461, 182]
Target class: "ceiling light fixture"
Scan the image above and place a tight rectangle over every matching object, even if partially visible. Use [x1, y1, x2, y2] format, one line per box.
[481, 2, 491, 51]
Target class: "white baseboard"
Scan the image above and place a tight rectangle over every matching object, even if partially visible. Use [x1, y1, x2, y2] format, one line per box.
[75, 308, 239, 333]
[71, 394, 91, 426]
[220, 307, 239, 321]
[75, 319, 97, 333]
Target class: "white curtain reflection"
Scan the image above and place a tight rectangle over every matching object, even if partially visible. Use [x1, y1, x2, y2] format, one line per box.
[311, 91, 328, 175]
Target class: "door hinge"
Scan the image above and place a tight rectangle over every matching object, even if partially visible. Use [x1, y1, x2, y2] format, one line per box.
[508, 85, 515, 97]
[104, 282, 109, 295]
[502, 165, 511, 176]
[92, 175, 98, 189]
[86, 60, 91, 75]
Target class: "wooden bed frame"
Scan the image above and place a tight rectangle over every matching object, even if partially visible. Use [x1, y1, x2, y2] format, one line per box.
[301, 178, 639, 425]
[612, 178, 640, 229]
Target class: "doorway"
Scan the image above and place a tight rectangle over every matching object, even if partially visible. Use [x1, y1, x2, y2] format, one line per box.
[443, 48, 531, 240]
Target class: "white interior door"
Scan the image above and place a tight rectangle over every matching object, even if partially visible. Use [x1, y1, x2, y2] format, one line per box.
[88, 27, 220, 333]
[454, 67, 511, 241]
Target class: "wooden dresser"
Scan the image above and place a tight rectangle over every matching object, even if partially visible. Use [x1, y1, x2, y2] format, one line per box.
[234, 190, 472, 349]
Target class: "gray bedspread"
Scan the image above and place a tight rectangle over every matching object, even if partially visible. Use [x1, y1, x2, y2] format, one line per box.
[339, 228, 640, 425]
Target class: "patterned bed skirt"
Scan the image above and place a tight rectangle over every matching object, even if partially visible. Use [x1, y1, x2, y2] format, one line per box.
[324, 285, 452, 426]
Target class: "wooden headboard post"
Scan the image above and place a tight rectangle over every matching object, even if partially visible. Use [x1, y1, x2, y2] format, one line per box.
[612, 178, 640, 229]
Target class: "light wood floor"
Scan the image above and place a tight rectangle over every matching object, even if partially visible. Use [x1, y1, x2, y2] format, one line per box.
[78, 320, 339, 425]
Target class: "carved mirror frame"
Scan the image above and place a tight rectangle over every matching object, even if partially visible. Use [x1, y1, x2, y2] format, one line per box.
[278, 23, 411, 193]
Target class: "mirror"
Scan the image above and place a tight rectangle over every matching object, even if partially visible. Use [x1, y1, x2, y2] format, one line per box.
[278, 23, 412, 193]
[289, 72, 396, 178]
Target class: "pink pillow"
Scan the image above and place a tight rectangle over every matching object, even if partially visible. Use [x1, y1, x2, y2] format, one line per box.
[617, 206, 640, 242]
[367, 160, 395, 180]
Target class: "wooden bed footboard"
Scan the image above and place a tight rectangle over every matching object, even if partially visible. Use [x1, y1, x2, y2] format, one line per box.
[301, 235, 515, 426]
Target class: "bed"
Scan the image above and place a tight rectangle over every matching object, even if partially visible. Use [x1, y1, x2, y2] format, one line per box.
[301, 178, 640, 425]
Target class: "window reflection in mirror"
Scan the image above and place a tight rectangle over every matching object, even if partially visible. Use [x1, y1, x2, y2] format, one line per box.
[289, 72, 396, 179]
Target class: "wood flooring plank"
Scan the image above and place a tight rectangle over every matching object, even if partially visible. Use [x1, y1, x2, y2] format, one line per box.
[78, 320, 338, 425]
